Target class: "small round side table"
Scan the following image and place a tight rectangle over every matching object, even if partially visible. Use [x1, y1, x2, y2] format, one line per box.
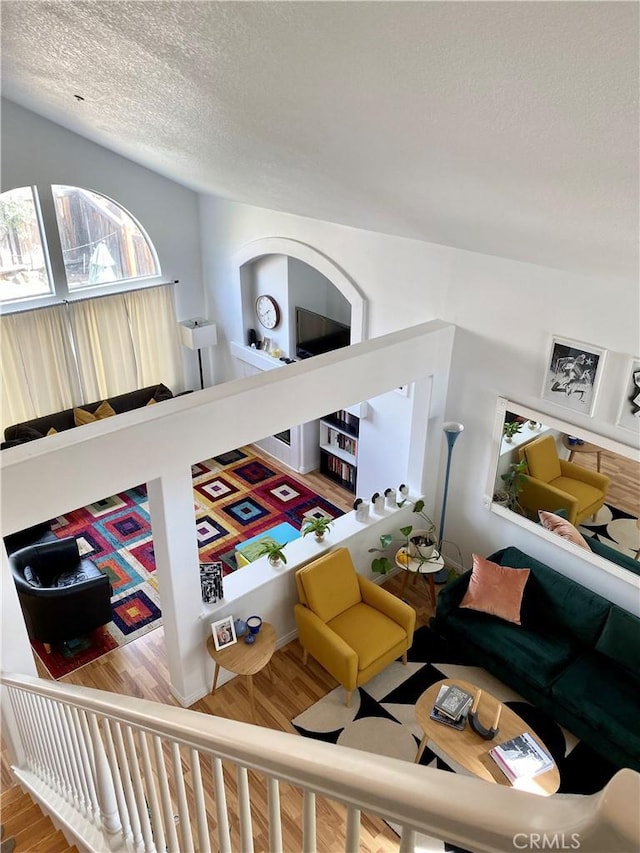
[561, 436, 603, 472]
[395, 548, 445, 608]
[206, 621, 276, 723]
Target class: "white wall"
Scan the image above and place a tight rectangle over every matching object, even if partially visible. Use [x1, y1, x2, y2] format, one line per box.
[199, 194, 639, 611]
[0, 99, 206, 390]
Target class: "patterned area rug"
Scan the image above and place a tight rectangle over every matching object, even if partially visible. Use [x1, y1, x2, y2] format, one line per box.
[579, 503, 640, 560]
[292, 627, 620, 852]
[40, 448, 344, 678]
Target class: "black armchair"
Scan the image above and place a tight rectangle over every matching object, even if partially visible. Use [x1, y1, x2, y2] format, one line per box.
[10, 537, 112, 650]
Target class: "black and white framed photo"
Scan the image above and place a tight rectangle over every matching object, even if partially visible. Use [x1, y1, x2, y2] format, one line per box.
[616, 357, 640, 433]
[211, 616, 237, 651]
[200, 561, 224, 604]
[541, 336, 606, 417]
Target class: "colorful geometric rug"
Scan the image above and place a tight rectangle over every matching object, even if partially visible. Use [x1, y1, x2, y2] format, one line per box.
[292, 627, 620, 852]
[40, 447, 344, 678]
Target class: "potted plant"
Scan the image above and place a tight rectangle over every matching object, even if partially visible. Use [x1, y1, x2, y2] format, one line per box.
[369, 498, 439, 575]
[502, 421, 523, 443]
[499, 459, 528, 513]
[302, 515, 333, 542]
[257, 539, 287, 567]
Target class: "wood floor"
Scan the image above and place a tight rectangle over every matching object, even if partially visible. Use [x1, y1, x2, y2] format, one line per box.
[4, 452, 433, 852]
[568, 446, 640, 518]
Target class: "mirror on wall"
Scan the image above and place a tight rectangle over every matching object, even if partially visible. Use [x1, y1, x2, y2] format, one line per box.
[487, 398, 640, 583]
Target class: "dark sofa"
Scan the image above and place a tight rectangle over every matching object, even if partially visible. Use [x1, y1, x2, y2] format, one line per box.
[2, 382, 173, 448]
[433, 546, 640, 772]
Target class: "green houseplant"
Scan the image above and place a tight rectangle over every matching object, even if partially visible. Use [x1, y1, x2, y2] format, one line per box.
[502, 421, 523, 442]
[257, 539, 287, 567]
[369, 499, 439, 575]
[302, 515, 333, 542]
[498, 459, 528, 513]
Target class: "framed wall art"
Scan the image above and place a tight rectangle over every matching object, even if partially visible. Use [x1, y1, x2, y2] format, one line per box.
[541, 336, 606, 417]
[616, 357, 640, 433]
[200, 561, 224, 604]
[211, 616, 237, 651]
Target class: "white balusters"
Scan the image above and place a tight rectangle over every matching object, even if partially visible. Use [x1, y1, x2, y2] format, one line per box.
[76, 709, 101, 819]
[302, 789, 316, 853]
[152, 735, 180, 853]
[57, 703, 85, 814]
[236, 765, 254, 853]
[190, 748, 211, 853]
[171, 742, 194, 853]
[113, 721, 144, 850]
[88, 713, 122, 839]
[345, 806, 360, 852]
[212, 757, 231, 853]
[267, 776, 283, 853]
[139, 730, 166, 853]
[400, 827, 418, 853]
[102, 718, 133, 843]
[123, 726, 155, 852]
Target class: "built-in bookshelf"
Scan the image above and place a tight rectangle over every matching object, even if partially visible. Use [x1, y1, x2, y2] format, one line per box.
[319, 409, 360, 493]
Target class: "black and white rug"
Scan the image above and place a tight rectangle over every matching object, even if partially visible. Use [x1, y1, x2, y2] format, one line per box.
[292, 627, 620, 852]
[579, 503, 640, 560]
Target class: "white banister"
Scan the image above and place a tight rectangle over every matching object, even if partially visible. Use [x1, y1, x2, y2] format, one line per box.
[102, 719, 132, 842]
[303, 789, 316, 853]
[2, 672, 639, 853]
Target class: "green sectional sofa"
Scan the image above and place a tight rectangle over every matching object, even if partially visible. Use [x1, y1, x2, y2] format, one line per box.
[433, 546, 640, 772]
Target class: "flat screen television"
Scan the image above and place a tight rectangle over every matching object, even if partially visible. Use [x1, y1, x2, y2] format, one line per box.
[295, 307, 351, 359]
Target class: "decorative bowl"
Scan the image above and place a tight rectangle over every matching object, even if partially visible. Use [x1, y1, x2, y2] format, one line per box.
[247, 615, 263, 635]
[243, 633, 256, 644]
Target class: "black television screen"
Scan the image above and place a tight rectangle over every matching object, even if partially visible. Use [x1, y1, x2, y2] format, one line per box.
[295, 307, 351, 359]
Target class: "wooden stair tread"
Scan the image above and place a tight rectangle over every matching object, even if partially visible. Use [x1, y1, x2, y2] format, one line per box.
[1, 787, 77, 853]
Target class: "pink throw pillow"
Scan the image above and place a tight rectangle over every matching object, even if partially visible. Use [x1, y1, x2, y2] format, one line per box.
[538, 511, 590, 550]
[460, 554, 530, 625]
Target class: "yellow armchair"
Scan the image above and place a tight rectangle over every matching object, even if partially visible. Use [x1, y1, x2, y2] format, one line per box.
[294, 548, 416, 706]
[518, 434, 609, 526]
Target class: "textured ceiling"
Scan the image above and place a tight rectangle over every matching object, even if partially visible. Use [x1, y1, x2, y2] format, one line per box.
[1, 1, 638, 278]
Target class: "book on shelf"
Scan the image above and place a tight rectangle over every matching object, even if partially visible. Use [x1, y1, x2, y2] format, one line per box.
[489, 732, 554, 782]
[433, 684, 474, 721]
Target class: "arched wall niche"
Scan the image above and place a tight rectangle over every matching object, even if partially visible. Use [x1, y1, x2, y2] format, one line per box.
[233, 237, 367, 352]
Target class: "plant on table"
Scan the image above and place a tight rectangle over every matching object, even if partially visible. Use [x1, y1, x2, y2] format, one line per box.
[302, 515, 333, 542]
[369, 498, 440, 575]
[502, 421, 523, 442]
[497, 460, 528, 513]
[257, 540, 287, 567]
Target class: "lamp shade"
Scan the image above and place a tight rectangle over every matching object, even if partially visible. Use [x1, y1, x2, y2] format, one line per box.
[179, 319, 217, 350]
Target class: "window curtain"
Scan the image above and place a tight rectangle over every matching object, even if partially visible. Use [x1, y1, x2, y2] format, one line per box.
[68, 293, 138, 400]
[1, 284, 183, 432]
[0, 305, 80, 428]
[122, 285, 182, 390]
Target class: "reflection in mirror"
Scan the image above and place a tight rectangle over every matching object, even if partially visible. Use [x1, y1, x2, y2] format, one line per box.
[490, 400, 640, 579]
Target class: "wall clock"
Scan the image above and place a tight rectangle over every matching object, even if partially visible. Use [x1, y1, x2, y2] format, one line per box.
[255, 294, 281, 329]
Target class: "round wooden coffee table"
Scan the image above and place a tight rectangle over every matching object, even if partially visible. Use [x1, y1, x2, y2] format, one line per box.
[415, 678, 560, 795]
[206, 621, 276, 723]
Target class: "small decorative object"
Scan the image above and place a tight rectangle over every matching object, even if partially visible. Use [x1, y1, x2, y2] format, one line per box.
[233, 618, 247, 638]
[211, 616, 237, 651]
[616, 357, 640, 432]
[262, 336, 272, 353]
[542, 336, 606, 417]
[302, 515, 333, 542]
[200, 562, 223, 604]
[384, 488, 397, 509]
[371, 492, 384, 513]
[527, 419, 538, 429]
[244, 632, 256, 644]
[502, 421, 522, 443]
[468, 689, 501, 740]
[257, 540, 287, 567]
[408, 529, 436, 561]
[398, 483, 409, 501]
[354, 498, 369, 521]
[247, 615, 262, 635]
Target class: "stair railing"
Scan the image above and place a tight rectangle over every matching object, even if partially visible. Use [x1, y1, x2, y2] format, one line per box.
[2, 672, 638, 853]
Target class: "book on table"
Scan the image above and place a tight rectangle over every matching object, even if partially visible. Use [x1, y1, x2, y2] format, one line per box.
[490, 732, 554, 782]
[430, 685, 472, 729]
[433, 684, 474, 721]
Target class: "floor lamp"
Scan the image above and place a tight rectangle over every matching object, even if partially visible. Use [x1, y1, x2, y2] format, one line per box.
[435, 421, 465, 582]
[179, 319, 218, 390]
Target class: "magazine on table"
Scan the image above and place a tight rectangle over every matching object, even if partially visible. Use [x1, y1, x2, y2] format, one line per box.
[433, 684, 474, 720]
[490, 732, 554, 782]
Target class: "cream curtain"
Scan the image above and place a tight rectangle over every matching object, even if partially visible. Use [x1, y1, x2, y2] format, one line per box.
[68, 294, 137, 400]
[123, 285, 182, 390]
[1, 284, 183, 433]
[0, 305, 80, 428]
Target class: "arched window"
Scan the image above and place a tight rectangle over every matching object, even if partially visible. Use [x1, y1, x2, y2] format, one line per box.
[52, 186, 160, 290]
[0, 185, 161, 305]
